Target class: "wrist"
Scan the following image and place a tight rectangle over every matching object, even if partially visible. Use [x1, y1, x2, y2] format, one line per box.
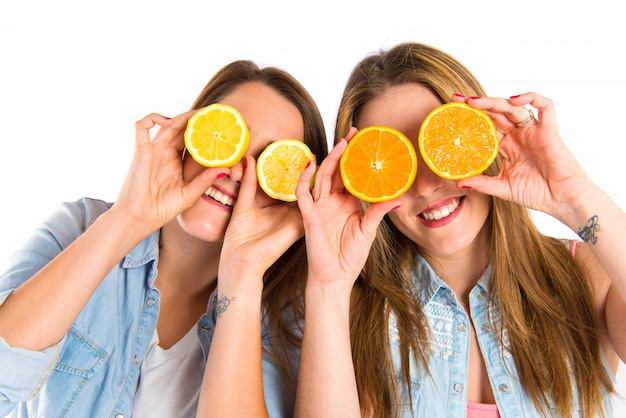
[212, 289, 263, 320]
[305, 276, 354, 307]
[303, 281, 353, 331]
[556, 183, 611, 237]
[105, 204, 158, 239]
[216, 266, 265, 298]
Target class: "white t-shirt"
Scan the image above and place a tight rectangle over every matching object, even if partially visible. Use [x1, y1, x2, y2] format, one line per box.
[131, 324, 205, 418]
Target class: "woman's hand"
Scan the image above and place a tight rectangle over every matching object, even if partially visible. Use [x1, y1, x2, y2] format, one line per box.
[296, 128, 400, 291]
[454, 93, 595, 222]
[294, 128, 393, 417]
[113, 111, 220, 236]
[218, 156, 305, 290]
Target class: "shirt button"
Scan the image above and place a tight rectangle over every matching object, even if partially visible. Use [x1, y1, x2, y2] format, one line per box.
[146, 298, 156, 307]
[457, 323, 467, 332]
[115, 414, 125, 418]
[481, 324, 491, 332]
[477, 291, 486, 299]
[134, 355, 140, 364]
[454, 383, 464, 392]
[499, 383, 509, 392]
[201, 325, 210, 332]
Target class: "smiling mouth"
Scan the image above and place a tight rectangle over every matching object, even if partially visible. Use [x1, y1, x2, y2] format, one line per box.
[419, 197, 462, 221]
[205, 186, 235, 208]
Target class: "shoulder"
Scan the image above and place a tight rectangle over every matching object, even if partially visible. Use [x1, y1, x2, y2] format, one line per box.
[61, 197, 113, 227]
[22, 198, 114, 258]
[41, 198, 112, 235]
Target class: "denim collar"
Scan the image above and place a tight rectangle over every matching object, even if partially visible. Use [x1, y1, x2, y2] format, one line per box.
[121, 230, 160, 270]
[412, 253, 492, 307]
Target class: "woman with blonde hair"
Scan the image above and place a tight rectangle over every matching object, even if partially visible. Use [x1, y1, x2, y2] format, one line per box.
[294, 42, 625, 417]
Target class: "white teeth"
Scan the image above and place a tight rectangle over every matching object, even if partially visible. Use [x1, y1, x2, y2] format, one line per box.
[205, 186, 234, 207]
[421, 198, 460, 221]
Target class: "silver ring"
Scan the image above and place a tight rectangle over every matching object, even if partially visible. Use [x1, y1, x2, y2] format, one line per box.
[516, 109, 536, 127]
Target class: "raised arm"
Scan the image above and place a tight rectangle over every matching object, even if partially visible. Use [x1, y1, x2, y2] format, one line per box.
[197, 156, 305, 418]
[457, 92, 626, 361]
[293, 130, 399, 418]
[0, 111, 218, 351]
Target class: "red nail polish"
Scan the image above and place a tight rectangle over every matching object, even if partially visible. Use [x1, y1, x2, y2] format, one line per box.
[216, 172, 228, 179]
[163, 116, 172, 120]
[392, 205, 401, 210]
[453, 93, 465, 98]
[510, 95, 520, 99]
[469, 96, 480, 100]
[305, 160, 311, 169]
[243, 157, 248, 169]
[460, 185, 472, 189]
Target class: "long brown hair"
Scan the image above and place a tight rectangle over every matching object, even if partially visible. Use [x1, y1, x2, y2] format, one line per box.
[336, 43, 613, 417]
[191, 60, 328, 382]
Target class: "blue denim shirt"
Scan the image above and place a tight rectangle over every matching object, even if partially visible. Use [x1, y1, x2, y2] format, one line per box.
[0, 198, 296, 418]
[390, 254, 614, 417]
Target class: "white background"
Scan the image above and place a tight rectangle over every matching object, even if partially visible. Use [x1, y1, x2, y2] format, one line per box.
[1, 0, 625, 412]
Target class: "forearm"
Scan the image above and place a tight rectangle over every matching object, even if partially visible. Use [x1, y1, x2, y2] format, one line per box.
[295, 282, 360, 418]
[0, 207, 150, 350]
[197, 276, 267, 418]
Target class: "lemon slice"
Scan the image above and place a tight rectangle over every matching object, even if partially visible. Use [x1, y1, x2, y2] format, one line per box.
[256, 139, 316, 202]
[184, 103, 250, 167]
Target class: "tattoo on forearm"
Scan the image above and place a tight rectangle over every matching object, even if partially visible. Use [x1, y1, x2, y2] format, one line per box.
[577, 215, 601, 245]
[215, 295, 234, 317]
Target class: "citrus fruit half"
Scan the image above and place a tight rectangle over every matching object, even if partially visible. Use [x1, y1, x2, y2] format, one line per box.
[256, 139, 316, 202]
[339, 126, 418, 203]
[418, 102, 499, 180]
[184, 103, 250, 167]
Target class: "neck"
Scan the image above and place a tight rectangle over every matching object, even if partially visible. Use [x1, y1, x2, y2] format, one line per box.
[156, 220, 222, 298]
[421, 226, 490, 305]
[152, 220, 222, 349]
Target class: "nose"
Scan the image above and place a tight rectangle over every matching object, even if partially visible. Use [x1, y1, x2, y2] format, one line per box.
[410, 154, 445, 197]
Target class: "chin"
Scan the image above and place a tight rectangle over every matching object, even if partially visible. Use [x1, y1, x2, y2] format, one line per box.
[176, 212, 228, 243]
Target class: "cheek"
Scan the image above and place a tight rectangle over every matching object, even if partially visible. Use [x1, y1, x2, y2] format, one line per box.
[472, 193, 493, 220]
[387, 206, 415, 232]
[182, 153, 205, 182]
[177, 205, 229, 242]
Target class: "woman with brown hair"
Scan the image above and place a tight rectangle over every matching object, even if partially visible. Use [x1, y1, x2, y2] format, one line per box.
[294, 42, 625, 417]
[0, 60, 327, 418]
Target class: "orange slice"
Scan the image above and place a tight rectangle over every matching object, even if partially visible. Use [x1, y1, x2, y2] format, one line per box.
[418, 102, 499, 180]
[256, 139, 316, 202]
[339, 126, 418, 203]
[184, 103, 250, 167]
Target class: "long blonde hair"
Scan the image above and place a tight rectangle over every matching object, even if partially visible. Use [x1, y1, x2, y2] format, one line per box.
[336, 42, 613, 417]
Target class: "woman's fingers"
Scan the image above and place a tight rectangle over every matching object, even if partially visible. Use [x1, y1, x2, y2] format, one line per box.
[295, 157, 317, 209]
[361, 200, 401, 239]
[233, 156, 259, 210]
[142, 110, 196, 152]
[134, 113, 172, 146]
[298, 136, 349, 207]
[509, 92, 557, 131]
[321, 138, 348, 196]
[462, 93, 558, 139]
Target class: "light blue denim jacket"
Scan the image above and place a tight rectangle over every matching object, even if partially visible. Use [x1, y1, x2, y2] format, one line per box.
[0, 198, 296, 418]
[390, 254, 614, 417]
